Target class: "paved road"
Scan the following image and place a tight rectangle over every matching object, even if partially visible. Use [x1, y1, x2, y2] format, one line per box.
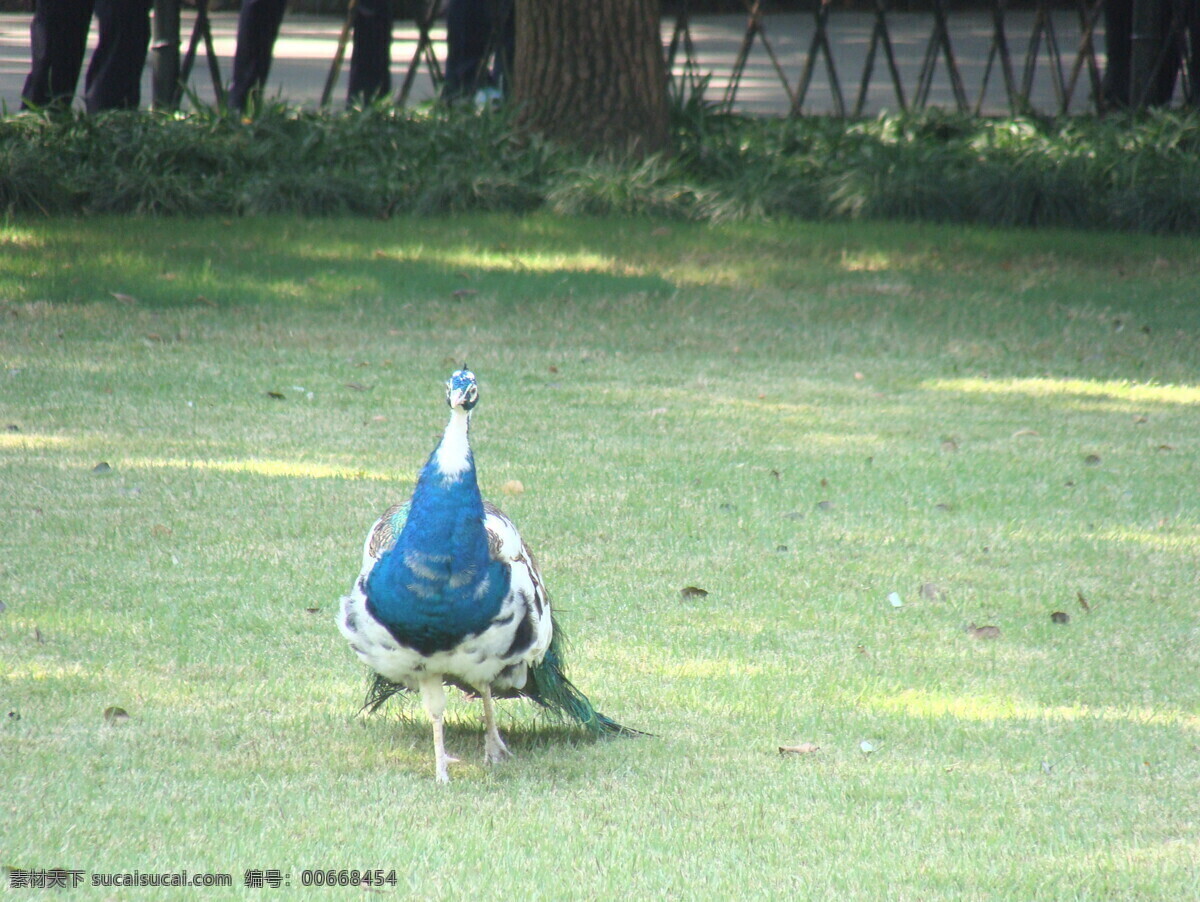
[0, 10, 1104, 116]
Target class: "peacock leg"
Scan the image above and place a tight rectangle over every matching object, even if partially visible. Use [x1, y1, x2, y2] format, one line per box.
[419, 675, 458, 784]
[481, 685, 511, 765]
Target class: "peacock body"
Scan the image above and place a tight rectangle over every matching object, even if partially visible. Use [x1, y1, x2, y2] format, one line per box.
[337, 368, 631, 782]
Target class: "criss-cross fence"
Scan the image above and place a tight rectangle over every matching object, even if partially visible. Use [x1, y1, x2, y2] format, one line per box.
[660, 0, 1195, 116]
[150, 0, 1196, 117]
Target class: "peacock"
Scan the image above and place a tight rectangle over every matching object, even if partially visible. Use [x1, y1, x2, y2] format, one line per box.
[337, 367, 634, 782]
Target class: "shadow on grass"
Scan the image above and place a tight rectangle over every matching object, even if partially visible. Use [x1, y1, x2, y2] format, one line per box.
[354, 691, 639, 756]
[5, 214, 1199, 315]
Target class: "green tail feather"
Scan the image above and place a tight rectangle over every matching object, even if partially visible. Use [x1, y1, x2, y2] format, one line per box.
[524, 642, 642, 737]
[362, 672, 408, 715]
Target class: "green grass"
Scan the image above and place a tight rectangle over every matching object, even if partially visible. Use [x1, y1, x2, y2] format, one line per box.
[3, 105, 1200, 231]
[2, 214, 1198, 899]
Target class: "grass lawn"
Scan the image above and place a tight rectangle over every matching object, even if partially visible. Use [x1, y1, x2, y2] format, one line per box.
[2, 214, 1198, 898]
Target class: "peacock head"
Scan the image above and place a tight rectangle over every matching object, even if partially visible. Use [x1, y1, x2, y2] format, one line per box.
[445, 366, 479, 412]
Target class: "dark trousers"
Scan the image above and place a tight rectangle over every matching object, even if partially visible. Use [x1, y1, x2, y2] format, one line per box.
[1103, 0, 1198, 107]
[22, 0, 151, 112]
[230, 0, 393, 109]
[349, 0, 394, 103]
[227, 0, 287, 110]
[443, 0, 514, 100]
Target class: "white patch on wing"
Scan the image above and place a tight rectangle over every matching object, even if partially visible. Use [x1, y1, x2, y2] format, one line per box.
[484, 509, 524, 562]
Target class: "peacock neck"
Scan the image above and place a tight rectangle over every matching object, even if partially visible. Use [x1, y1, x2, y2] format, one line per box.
[434, 408, 472, 484]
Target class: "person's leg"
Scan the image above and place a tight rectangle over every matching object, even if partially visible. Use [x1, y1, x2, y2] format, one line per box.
[348, 0, 393, 104]
[443, 0, 491, 100]
[228, 0, 289, 110]
[21, 0, 94, 109]
[84, 0, 153, 112]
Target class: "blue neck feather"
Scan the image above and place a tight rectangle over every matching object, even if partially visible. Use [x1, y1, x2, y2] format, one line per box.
[365, 421, 510, 654]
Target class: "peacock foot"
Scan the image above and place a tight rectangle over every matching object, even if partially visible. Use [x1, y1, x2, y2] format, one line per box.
[483, 734, 511, 766]
[435, 753, 460, 784]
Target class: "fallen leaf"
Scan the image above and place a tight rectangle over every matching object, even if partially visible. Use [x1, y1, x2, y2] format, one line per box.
[816, 500, 834, 511]
[967, 624, 1001, 640]
[344, 382, 371, 392]
[1077, 591, 1091, 613]
[775, 544, 789, 553]
[500, 479, 524, 495]
[110, 292, 138, 305]
[548, 365, 559, 374]
[919, 582, 946, 601]
[150, 524, 172, 538]
[1133, 415, 1148, 425]
[651, 226, 672, 237]
[1012, 428, 1039, 438]
[371, 415, 386, 422]
[305, 605, 320, 614]
[819, 477, 828, 488]
[266, 391, 285, 400]
[1051, 611, 1070, 624]
[1156, 444, 1174, 452]
[91, 462, 112, 474]
[940, 439, 959, 453]
[103, 706, 130, 724]
[451, 288, 478, 298]
[934, 502, 953, 512]
[648, 407, 668, 417]
[769, 468, 781, 480]
[1084, 453, 1101, 466]
[779, 743, 820, 755]
[194, 295, 218, 307]
[35, 627, 44, 644]
[679, 586, 709, 599]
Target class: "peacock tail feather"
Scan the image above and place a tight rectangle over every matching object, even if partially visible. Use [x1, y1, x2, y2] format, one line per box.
[523, 620, 640, 737]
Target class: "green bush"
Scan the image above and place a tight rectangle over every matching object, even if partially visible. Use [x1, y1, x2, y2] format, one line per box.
[2, 102, 1199, 231]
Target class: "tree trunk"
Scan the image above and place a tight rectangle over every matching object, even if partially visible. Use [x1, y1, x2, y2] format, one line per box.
[513, 0, 670, 158]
